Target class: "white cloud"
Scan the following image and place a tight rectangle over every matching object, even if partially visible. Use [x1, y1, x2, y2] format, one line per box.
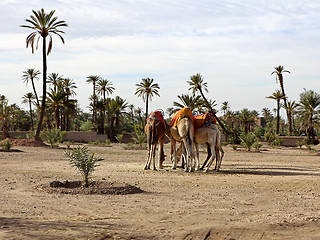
[1, 0, 320, 118]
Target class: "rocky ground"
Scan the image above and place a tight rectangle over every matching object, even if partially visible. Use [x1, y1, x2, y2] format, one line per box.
[0, 141, 320, 239]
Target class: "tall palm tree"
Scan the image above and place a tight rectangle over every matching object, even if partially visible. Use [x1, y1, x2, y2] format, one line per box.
[266, 89, 284, 134]
[187, 73, 228, 134]
[271, 65, 292, 134]
[21, 8, 67, 140]
[297, 89, 320, 143]
[97, 78, 115, 101]
[22, 92, 35, 130]
[87, 75, 101, 123]
[22, 68, 41, 107]
[135, 78, 160, 122]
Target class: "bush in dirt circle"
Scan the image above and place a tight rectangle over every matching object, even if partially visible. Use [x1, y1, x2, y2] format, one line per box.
[64, 146, 104, 187]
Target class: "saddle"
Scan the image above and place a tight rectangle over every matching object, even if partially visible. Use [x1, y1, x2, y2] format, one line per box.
[193, 113, 216, 130]
[147, 110, 166, 127]
[170, 107, 194, 127]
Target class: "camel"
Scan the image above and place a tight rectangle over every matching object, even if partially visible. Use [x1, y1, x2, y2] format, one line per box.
[196, 123, 224, 172]
[167, 108, 195, 172]
[144, 111, 166, 170]
[175, 124, 224, 172]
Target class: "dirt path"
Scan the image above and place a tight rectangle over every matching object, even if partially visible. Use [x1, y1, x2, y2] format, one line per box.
[0, 143, 320, 239]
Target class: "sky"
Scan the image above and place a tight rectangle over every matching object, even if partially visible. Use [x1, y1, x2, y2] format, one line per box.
[1, 0, 320, 118]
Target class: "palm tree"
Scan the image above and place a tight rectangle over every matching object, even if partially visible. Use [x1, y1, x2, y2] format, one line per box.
[187, 73, 228, 134]
[266, 89, 284, 134]
[21, 8, 67, 140]
[135, 78, 160, 122]
[271, 65, 292, 134]
[173, 94, 203, 113]
[286, 100, 299, 133]
[87, 75, 101, 123]
[297, 89, 320, 143]
[97, 78, 115, 101]
[238, 108, 257, 133]
[47, 89, 67, 129]
[48, 72, 63, 92]
[22, 68, 41, 107]
[261, 107, 273, 123]
[0, 95, 11, 139]
[221, 101, 230, 116]
[22, 92, 35, 130]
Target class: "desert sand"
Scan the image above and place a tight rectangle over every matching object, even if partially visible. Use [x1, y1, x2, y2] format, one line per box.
[0, 142, 320, 239]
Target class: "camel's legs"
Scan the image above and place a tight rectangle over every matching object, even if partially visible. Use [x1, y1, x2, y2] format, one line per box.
[144, 144, 152, 170]
[158, 138, 165, 169]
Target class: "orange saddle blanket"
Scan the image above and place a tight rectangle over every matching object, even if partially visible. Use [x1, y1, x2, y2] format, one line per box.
[170, 107, 193, 127]
[193, 113, 216, 130]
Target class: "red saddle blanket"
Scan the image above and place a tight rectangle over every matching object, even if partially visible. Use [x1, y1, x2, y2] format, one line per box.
[193, 113, 216, 130]
[147, 111, 166, 126]
[170, 107, 193, 127]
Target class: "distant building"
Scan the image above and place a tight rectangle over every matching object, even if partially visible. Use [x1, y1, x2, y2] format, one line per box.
[255, 117, 266, 127]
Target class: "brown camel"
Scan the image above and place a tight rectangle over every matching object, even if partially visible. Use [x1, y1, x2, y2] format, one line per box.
[144, 111, 166, 170]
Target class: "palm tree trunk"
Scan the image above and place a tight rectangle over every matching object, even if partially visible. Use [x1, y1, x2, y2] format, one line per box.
[29, 100, 34, 131]
[276, 100, 280, 134]
[145, 96, 149, 124]
[31, 78, 40, 107]
[199, 89, 229, 135]
[279, 76, 292, 134]
[35, 37, 47, 141]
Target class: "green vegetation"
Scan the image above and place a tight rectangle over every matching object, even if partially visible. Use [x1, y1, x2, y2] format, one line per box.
[64, 146, 104, 187]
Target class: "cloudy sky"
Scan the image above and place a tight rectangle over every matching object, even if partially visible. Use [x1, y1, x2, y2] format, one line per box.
[1, 0, 320, 117]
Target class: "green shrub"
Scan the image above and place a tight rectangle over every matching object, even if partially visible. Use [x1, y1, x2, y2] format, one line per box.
[26, 131, 36, 139]
[271, 136, 283, 147]
[105, 139, 111, 146]
[253, 142, 262, 150]
[1, 140, 12, 150]
[80, 120, 93, 131]
[296, 140, 304, 148]
[232, 145, 238, 150]
[40, 129, 65, 148]
[132, 125, 146, 146]
[115, 133, 124, 144]
[240, 132, 257, 151]
[64, 146, 104, 187]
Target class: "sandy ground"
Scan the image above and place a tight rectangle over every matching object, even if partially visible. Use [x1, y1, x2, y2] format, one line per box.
[0, 142, 320, 240]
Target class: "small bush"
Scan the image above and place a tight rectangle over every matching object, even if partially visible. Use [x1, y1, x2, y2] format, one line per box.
[271, 137, 283, 147]
[1, 140, 12, 150]
[232, 145, 238, 150]
[240, 132, 257, 151]
[40, 129, 64, 148]
[26, 131, 36, 139]
[296, 140, 304, 148]
[105, 139, 111, 146]
[64, 146, 104, 187]
[132, 125, 146, 147]
[253, 142, 262, 150]
[115, 133, 124, 144]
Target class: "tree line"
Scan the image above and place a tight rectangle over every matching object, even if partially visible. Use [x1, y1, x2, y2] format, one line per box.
[1, 8, 319, 145]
